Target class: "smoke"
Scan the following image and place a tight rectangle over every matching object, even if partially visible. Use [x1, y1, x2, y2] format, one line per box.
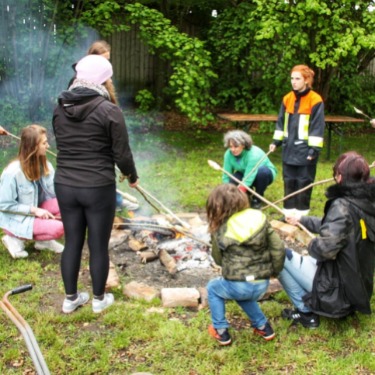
[0, 1, 100, 133]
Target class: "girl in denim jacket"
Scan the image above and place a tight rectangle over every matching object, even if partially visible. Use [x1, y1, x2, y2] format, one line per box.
[0, 125, 64, 258]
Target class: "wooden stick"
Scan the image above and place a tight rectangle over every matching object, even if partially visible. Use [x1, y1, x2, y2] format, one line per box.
[0, 209, 61, 220]
[262, 178, 333, 210]
[135, 186, 162, 213]
[242, 150, 272, 182]
[208, 160, 315, 239]
[116, 189, 138, 203]
[353, 106, 372, 120]
[264, 163, 375, 210]
[1, 126, 57, 157]
[136, 185, 191, 229]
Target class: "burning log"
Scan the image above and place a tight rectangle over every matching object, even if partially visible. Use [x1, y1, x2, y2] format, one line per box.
[138, 250, 159, 264]
[128, 238, 147, 252]
[159, 249, 177, 274]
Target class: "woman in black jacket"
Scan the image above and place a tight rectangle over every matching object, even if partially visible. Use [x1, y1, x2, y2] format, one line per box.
[278, 151, 375, 328]
[53, 54, 139, 314]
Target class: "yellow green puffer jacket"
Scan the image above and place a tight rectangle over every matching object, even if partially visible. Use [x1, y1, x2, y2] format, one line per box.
[211, 208, 285, 281]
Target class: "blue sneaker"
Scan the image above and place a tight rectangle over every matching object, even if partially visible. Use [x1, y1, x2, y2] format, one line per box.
[208, 325, 232, 346]
[253, 321, 275, 341]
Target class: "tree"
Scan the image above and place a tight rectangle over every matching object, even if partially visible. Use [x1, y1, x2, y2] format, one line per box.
[81, 1, 218, 124]
[208, 0, 375, 114]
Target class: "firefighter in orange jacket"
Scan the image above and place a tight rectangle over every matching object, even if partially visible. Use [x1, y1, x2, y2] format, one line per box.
[269, 65, 325, 218]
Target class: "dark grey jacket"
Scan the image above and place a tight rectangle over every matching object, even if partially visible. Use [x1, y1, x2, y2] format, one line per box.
[302, 182, 375, 317]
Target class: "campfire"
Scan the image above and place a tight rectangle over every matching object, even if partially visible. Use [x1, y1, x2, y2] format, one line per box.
[109, 213, 217, 281]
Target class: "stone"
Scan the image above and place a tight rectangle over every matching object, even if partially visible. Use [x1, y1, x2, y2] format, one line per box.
[123, 281, 160, 302]
[161, 288, 200, 308]
[105, 261, 120, 289]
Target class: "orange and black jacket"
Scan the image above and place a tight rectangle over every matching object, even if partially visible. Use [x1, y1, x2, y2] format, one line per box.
[272, 88, 325, 165]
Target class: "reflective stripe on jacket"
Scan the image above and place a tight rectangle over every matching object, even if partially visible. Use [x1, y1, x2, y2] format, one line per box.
[272, 89, 325, 165]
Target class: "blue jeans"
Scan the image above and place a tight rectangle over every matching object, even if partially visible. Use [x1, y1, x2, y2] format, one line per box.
[278, 249, 317, 313]
[207, 277, 269, 329]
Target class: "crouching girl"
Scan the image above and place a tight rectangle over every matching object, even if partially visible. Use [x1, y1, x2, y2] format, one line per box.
[206, 184, 285, 345]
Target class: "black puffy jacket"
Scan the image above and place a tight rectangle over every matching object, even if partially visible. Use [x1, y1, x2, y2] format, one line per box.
[301, 182, 375, 317]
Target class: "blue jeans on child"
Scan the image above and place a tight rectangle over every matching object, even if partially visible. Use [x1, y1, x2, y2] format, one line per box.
[278, 248, 318, 313]
[207, 277, 269, 329]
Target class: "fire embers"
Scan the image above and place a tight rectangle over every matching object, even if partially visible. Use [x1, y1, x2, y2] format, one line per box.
[111, 215, 213, 274]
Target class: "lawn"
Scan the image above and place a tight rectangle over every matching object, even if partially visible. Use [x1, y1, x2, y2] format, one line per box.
[0, 122, 375, 374]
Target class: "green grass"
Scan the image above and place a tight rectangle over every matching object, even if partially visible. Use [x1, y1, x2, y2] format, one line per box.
[1, 127, 375, 374]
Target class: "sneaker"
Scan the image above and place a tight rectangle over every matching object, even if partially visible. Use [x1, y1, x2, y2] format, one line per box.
[208, 325, 232, 346]
[281, 308, 320, 329]
[2, 235, 28, 259]
[35, 240, 64, 253]
[251, 198, 262, 209]
[253, 321, 275, 341]
[92, 293, 114, 313]
[62, 292, 90, 314]
[121, 198, 139, 211]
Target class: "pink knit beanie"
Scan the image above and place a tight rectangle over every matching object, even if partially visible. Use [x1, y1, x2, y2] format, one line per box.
[76, 55, 113, 85]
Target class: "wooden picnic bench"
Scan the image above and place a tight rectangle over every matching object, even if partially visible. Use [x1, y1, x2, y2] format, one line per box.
[217, 113, 365, 160]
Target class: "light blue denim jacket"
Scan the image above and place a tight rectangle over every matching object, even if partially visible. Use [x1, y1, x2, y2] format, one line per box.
[0, 160, 56, 239]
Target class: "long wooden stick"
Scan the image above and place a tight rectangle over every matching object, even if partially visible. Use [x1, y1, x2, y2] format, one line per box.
[262, 178, 333, 210]
[242, 150, 272, 182]
[263, 163, 375, 210]
[1, 127, 57, 157]
[208, 160, 315, 239]
[136, 185, 191, 229]
[134, 186, 162, 213]
[0, 209, 61, 220]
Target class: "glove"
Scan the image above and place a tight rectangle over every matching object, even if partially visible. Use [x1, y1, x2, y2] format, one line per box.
[238, 185, 248, 193]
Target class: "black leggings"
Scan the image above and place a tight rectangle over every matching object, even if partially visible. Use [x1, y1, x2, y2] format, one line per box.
[55, 183, 116, 296]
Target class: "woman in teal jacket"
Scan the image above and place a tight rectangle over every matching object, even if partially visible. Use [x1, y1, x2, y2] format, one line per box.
[223, 130, 277, 209]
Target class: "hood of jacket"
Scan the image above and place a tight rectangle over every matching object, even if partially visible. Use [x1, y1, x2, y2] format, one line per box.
[57, 88, 106, 122]
[325, 182, 375, 241]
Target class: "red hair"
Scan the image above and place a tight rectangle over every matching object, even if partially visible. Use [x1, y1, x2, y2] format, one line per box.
[333, 151, 370, 184]
[291, 65, 315, 88]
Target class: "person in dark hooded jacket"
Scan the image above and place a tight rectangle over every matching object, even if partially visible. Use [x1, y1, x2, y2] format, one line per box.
[53, 54, 139, 314]
[278, 151, 375, 328]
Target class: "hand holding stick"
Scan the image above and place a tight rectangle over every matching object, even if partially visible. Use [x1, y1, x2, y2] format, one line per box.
[208, 160, 315, 239]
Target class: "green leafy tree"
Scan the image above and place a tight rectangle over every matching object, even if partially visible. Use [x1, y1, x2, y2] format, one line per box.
[208, 0, 375, 114]
[81, 2, 218, 124]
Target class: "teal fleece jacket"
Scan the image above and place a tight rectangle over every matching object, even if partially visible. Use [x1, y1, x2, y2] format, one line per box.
[222, 145, 277, 187]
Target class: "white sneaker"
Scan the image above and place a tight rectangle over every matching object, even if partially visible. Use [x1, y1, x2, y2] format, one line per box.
[92, 293, 114, 313]
[121, 198, 139, 211]
[35, 240, 64, 253]
[62, 292, 90, 314]
[2, 235, 28, 259]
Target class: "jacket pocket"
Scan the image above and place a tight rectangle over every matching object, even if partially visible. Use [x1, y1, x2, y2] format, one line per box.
[303, 260, 352, 318]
